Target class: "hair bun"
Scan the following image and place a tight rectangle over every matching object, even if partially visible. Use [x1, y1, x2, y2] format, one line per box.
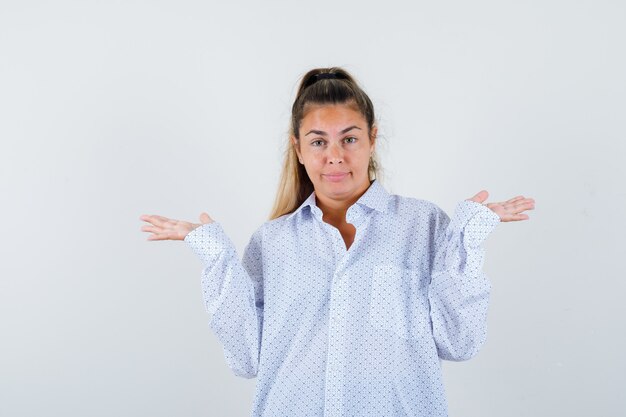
[304, 72, 348, 89]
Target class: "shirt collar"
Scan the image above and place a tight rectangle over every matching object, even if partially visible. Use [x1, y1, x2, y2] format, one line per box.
[287, 179, 390, 220]
[355, 179, 390, 213]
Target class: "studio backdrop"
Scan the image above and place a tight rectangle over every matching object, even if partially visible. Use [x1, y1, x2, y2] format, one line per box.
[1, 1, 624, 416]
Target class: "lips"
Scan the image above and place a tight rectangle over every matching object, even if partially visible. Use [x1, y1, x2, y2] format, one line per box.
[322, 172, 349, 182]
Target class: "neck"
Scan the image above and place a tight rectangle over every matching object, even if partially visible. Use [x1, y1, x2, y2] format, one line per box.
[315, 180, 372, 225]
[316, 197, 352, 225]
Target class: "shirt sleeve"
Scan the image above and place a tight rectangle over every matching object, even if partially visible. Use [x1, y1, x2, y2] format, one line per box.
[428, 200, 501, 361]
[184, 222, 264, 378]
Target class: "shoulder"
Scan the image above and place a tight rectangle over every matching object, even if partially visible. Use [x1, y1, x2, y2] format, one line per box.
[246, 212, 298, 245]
[386, 192, 446, 221]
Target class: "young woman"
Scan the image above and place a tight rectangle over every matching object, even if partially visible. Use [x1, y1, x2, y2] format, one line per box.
[140, 67, 535, 417]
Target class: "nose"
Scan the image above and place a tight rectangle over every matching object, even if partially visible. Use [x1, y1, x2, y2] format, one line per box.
[327, 143, 343, 164]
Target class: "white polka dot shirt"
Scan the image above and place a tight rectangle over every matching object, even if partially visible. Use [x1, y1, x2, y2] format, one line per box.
[184, 179, 501, 416]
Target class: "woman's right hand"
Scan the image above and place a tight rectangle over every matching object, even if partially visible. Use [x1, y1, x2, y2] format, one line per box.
[139, 212, 214, 241]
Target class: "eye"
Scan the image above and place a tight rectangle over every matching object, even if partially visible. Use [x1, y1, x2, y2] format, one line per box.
[344, 136, 358, 144]
[311, 139, 325, 147]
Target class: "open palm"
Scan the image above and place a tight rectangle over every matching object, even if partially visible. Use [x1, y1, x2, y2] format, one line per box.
[467, 190, 535, 222]
[139, 212, 214, 241]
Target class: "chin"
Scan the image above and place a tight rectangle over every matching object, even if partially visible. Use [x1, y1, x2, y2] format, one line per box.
[314, 175, 369, 199]
[322, 183, 360, 199]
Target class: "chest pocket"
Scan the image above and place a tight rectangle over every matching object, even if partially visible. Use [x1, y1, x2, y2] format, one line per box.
[368, 264, 432, 339]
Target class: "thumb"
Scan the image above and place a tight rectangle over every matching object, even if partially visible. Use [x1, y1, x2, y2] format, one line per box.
[199, 212, 213, 224]
[467, 190, 489, 204]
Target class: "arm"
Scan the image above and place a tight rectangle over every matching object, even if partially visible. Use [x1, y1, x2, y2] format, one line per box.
[184, 223, 263, 379]
[428, 200, 501, 361]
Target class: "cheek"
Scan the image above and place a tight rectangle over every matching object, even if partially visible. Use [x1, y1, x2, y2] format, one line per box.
[300, 153, 319, 173]
[302, 150, 323, 165]
[350, 149, 370, 164]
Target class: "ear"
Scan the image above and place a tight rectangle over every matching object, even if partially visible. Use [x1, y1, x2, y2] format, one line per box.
[369, 126, 378, 153]
[291, 136, 303, 163]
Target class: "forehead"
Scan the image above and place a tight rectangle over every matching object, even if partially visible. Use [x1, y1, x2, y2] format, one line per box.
[301, 103, 367, 131]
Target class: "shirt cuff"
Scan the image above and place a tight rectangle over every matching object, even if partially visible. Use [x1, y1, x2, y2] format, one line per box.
[183, 222, 231, 265]
[450, 200, 501, 248]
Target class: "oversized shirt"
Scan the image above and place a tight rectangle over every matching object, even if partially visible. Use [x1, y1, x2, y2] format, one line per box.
[184, 179, 501, 417]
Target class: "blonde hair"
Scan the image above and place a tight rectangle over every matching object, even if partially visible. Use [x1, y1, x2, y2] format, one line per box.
[269, 67, 380, 220]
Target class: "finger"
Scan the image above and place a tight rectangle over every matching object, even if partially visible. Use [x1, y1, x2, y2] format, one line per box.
[199, 212, 212, 224]
[505, 196, 525, 204]
[141, 225, 161, 234]
[147, 231, 171, 241]
[468, 190, 489, 203]
[501, 198, 534, 213]
[140, 214, 156, 223]
[502, 213, 530, 222]
[513, 200, 536, 212]
[498, 198, 523, 211]
[151, 215, 173, 223]
[143, 215, 171, 227]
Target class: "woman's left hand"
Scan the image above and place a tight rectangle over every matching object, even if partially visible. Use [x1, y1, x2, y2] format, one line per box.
[467, 190, 535, 222]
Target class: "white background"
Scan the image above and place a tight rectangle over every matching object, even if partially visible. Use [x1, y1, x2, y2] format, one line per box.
[1, 1, 624, 416]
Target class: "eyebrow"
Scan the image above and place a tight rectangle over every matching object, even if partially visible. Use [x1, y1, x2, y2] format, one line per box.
[304, 125, 362, 137]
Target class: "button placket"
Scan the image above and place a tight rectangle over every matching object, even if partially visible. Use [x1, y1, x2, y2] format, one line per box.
[321, 207, 371, 415]
[318, 217, 351, 416]
[324, 248, 347, 416]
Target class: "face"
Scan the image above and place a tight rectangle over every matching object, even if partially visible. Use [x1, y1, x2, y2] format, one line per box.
[293, 103, 377, 209]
